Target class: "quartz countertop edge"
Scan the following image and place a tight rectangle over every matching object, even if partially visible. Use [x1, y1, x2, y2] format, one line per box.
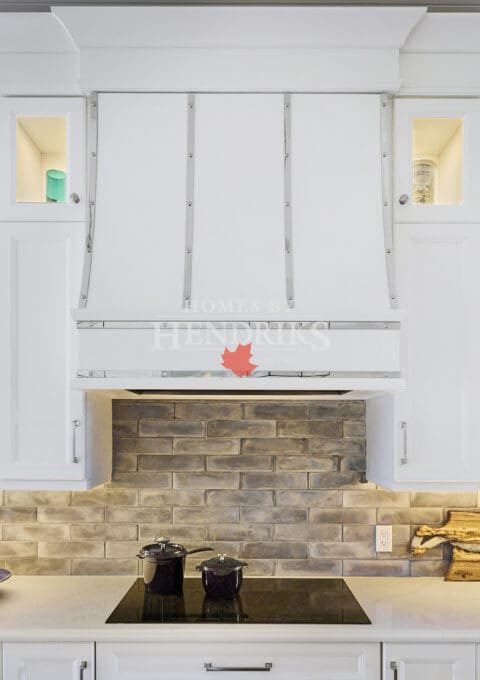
[0, 576, 479, 643]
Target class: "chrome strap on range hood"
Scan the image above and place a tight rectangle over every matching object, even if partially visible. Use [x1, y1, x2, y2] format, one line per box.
[77, 369, 401, 379]
[76, 320, 400, 330]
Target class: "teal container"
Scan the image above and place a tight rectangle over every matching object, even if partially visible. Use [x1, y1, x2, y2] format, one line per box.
[46, 169, 66, 203]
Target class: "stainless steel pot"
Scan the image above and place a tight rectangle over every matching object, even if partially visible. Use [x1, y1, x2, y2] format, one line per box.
[137, 537, 213, 594]
[196, 553, 248, 600]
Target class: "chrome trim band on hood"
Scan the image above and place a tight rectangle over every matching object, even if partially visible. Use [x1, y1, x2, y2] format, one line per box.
[77, 369, 401, 379]
[77, 320, 400, 330]
[183, 93, 195, 309]
[284, 93, 294, 309]
[79, 93, 98, 308]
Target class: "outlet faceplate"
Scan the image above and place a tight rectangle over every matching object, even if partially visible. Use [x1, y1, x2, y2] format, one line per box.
[376, 525, 393, 552]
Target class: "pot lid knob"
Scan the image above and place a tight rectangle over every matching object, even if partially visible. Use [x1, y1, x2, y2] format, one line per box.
[218, 553, 227, 563]
[154, 537, 171, 550]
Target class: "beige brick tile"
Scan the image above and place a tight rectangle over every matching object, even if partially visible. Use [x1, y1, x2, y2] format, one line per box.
[242, 542, 307, 559]
[72, 488, 138, 506]
[241, 472, 307, 489]
[4, 558, 71, 575]
[310, 541, 375, 559]
[113, 453, 138, 472]
[207, 421, 275, 438]
[236, 559, 274, 576]
[343, 525, 374, 542]
[410, 492, 478, 508]
[276, 559, 342, 577]
[4, 491, 70, 507]
[206, 490, 274, 507]
[105, 541, 144, 558]
[309, 401, 365, 420]
[106, 507, 171, 523]
[72, 559, 138, 575]
[38, 542, 104, 558]
[309, 472, 365, 489]
[115, 438, 172, 454]
[4, 524, 69, 541]
[70, 524, 138, 541]
[173, 507, 239, 524]
[343, 421, 366, 437]
[140, 420, 204, 437]
[274, 524, 342, 541]
[111, 472, 172, 488]
[138, 455, 205, 471]
[0, 542, 37, 557]
[206, 456, 273, 471]
[376, 508, 444, 524]
[275, 490, 342, 507]
[343, 490, 410, 508]
[38, 507, 104, 523]
[241, 508, 307, 524]
[343, 559, 410, 576]
[113, 401, 174, 420]
[0, 507, 37, 523]
[310, 508, 376, 524]
[174, 472, 239, 489]
[113, 420, 137, 437]
[138, 490, 205, 506]
[410, 560, 450, 577]
[276, 455, 335, 472]
[278, 421, 342, 438]
[241, 439, 308, 454]
[175, 402, 243, 420]
[244, 402, 308, 420]
[207, 524, 273, 541]
[308, 439, 365, 455]
[174, 438, 239, 455]
[138, 525, 206, 542]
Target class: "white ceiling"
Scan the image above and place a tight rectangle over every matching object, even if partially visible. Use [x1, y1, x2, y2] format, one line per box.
[17, 117, 66, 154]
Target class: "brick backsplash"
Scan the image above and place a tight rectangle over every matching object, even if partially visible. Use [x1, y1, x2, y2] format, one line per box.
[0, 399, 477, 576]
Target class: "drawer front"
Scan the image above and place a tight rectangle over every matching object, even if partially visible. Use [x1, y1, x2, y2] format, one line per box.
[97, 642, 380, 680]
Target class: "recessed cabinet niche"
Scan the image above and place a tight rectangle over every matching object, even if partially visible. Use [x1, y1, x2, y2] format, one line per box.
[0, 97, 85, 221]
[395, 98, 480, 222]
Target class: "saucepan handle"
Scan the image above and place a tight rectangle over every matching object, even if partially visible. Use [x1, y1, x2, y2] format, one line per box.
[187, 547, 214, 555]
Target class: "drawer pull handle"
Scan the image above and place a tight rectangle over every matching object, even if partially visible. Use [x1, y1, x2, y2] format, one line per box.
[79, 661, 88, 680]
[205, 663, 273, 672]
[72, 419, 81, 464]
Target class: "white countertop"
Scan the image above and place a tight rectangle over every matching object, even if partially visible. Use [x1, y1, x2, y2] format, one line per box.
[0, 576, 480, 643]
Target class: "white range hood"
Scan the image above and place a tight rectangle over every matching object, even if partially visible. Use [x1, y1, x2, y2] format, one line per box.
[65, 7, 420, 394]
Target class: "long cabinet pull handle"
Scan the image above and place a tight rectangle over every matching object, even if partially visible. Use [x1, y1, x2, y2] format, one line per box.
[400, 421, 408, 465]
[72, 419, 81, 464]
[205, 663, 273, 672]
[390, 661, 398, 680]
[79, 661, 88, 680]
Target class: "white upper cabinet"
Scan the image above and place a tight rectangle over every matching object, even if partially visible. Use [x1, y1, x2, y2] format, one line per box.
[394, 98, 480, 223]
[0, 97, 86, 221]
[0, 223, 88, 484]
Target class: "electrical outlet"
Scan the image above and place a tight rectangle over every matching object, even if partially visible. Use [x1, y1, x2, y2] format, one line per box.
[376, 525, 393, 553]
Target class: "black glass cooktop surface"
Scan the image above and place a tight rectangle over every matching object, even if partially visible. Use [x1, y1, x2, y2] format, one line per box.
[106, 578, 370, 624]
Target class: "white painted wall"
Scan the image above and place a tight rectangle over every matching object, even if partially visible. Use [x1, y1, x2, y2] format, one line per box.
[16, 122, 42, 202]
[438, 124, 463, 205]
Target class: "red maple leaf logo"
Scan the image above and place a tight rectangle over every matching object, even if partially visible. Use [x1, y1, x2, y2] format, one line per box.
[221, 343, 258, 377]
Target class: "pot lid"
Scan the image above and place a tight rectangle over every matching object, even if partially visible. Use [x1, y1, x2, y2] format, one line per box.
[139, 537, 187, 560]
[196, 553, 248, 576]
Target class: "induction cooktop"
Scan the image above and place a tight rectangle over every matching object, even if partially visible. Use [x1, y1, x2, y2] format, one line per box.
[106, 578, 371, 624]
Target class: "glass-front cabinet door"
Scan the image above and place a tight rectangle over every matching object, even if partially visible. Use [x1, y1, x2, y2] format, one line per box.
[0, 97, 85, 221]
[394, 98, 480, 223]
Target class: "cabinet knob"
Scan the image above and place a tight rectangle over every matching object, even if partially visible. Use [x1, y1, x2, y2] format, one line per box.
[398, 194, 409, 205]
[70, 192, 80, 204]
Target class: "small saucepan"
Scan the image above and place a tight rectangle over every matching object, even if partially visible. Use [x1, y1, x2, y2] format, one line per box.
[196, 553, 248, 600]
[137, 537, 213, 595]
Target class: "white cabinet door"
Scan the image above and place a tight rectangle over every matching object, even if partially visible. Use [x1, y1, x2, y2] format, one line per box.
[384, 643, 475, 680]
[3, 642, 94, 680]
[0, 222, 88, 483]
[394, 98, 480, 223]
[0, 97, 86, 221]
[395, 223, 480, 486]
[97, 642, 380, 680]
